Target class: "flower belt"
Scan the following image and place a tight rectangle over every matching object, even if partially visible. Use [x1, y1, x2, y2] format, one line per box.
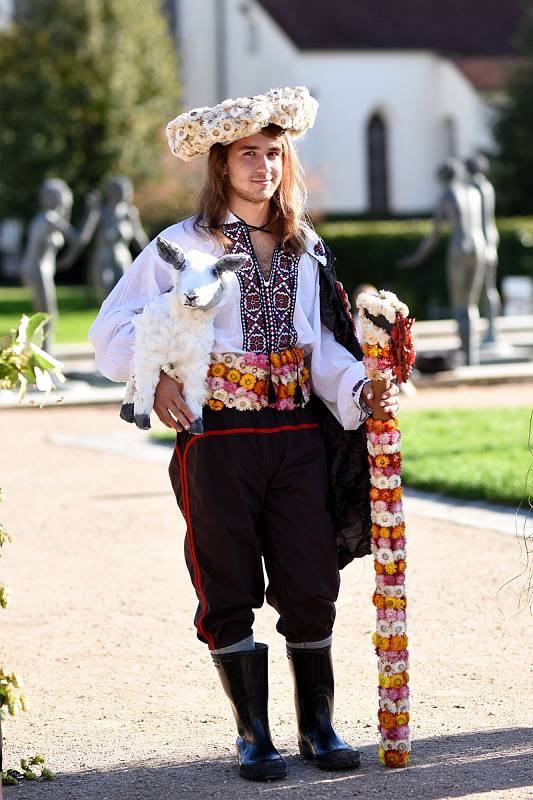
[206, 348, 311, 412]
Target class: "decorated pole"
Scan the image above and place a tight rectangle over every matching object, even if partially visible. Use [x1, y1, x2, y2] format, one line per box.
[356, 290, 416, 769]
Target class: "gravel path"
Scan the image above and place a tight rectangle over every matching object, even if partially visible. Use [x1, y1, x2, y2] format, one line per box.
[1, 403, 532, 800]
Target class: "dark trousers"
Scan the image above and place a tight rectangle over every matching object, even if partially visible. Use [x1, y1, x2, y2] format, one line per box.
[168, 406, 340, 650]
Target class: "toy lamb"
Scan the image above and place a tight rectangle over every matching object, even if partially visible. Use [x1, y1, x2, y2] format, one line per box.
[120, 236, 248, 433]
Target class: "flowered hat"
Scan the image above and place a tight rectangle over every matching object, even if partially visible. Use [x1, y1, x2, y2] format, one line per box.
[166, 86, 319, 161]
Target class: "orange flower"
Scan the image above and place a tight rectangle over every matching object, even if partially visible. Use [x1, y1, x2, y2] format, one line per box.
[254, 380, 268, 396]
[372, 592, 386, 608]
[227, 368, 241, 383]
[390, 674, 405, 688]
[378, 711, 395, 729]
[395, 712, 409, 726]
[300, 366, 310, 382]
[370, 487, 380, 501]
[371, 523, 381, 536]
[287, 381, 298, 395]
[397, 559, 407, 573]
[208, 399, 224, 411]
[239, 373, 257, 390]
[375, 455, 390, 468]
[270, 353, 282, 367]
[379, 526, 391, 538]
[392, 487, 403, 501]
[390, 636, 407, 651]
[277, 385, 289, 400]
[379, 489, 392, 502]
[374, 561, 385, 575]
[384, 750, 402, 768]
[210, 363, 226, 378]
[391, 524, 405, 538]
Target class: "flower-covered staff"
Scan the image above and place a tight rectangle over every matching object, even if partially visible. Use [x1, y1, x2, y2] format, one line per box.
[356, 290, 415, 769]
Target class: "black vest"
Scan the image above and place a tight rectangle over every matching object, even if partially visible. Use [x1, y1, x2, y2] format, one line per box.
[313, 241, 371, 568]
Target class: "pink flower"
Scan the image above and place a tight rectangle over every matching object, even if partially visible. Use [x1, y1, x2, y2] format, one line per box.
[224, 380, 238, 393]
[395, 574, 406, 585]
[235, 386, 247, 397]
[396, 725, 410, 738]
[398, 686, 409, 699]
[377, 609, 387, 620]
[390, 502, 402, 513]
[208, 376, 225, 391]
[390, 430, 401, 443]
[374, 500, 388, 513]
[382, 575, 397, 586]
[391, 538, 405, 550]
[245, 391, 258, 401]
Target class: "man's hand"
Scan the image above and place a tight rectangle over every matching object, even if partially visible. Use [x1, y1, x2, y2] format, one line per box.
[362, 382, 400, 418]
[153, 371, 196, 432]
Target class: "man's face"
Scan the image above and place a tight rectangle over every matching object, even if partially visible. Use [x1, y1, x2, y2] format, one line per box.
[225, 131, 283, 205]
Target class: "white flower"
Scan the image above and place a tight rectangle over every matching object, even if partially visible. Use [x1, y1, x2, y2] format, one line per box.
[213, 389, 229, 403]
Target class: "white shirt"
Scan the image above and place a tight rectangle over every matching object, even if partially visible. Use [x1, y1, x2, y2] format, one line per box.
[88, 212, 370, 429]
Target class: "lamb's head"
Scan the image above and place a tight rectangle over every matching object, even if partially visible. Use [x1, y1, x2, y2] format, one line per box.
[156, 236, 249, 310]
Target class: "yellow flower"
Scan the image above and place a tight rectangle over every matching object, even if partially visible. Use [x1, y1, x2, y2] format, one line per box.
[239, 373, 257, 390]
[210, 363, 226, 378]
[227, 369, 241, 383]
[384, 563, 397, 575]
[208, 399, 224, 411]
[300, 366, 310, 382]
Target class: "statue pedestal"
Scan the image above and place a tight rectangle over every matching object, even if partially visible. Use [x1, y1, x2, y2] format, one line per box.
[479, 340, 531, 365]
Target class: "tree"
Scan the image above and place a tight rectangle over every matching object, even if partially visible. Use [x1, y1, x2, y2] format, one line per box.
[0, 0, 180, 223]
[493, 7, 533, 214]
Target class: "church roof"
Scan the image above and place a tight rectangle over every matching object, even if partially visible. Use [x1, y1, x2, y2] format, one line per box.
[256, 0, 525, 57]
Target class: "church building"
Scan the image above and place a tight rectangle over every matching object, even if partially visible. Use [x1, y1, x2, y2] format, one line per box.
[175, 0, 523, 216]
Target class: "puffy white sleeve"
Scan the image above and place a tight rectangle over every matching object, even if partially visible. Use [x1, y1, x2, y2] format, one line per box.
[88, 239, 173, 382]
[308, 264, 372, 430]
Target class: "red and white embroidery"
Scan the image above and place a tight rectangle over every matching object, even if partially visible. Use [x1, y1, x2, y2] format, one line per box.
[222, 221, 300, 354]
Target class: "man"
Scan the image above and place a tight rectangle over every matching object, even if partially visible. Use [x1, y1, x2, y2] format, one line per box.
[89, 87, 399, 782]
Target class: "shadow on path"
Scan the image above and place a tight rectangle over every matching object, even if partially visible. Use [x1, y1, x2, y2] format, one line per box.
[5, 727, 532, 800]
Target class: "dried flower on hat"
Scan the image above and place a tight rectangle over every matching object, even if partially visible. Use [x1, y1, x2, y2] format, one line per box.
[166, 86, 319, 161]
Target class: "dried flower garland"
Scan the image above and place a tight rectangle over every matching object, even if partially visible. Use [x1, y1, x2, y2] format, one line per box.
[356, 290, 415, 768]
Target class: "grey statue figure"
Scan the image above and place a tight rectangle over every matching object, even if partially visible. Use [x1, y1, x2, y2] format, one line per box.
[21, 178, 101, 353]
[89, 176, 149, 301]
[465, 154, 501, 345]
[398, 158, 487, 366]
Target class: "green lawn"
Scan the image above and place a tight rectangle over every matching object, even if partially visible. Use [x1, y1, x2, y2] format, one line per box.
[400, 407, 532, 507]
[152, 407, 532, 507]
[0, 286, 99, 343]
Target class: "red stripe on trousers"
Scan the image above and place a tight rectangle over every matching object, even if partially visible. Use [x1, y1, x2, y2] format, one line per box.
[176, 422, 319, 651]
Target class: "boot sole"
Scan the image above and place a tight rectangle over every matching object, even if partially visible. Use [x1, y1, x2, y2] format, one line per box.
[299, 742, 361, 771]
[239, 762, 287, 781]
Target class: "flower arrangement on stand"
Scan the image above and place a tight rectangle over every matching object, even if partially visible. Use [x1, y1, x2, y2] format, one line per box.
[356, 290, 416, 769]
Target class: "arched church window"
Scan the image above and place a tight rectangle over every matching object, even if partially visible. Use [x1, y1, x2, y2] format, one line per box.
[367, 113, 389, 214]
[442, 116, 457, 158]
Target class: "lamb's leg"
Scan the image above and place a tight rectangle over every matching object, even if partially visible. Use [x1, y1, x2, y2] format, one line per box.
[133, 361, 161, 431]
[183, 388, 206, 435]
[120, 379, 136, 423]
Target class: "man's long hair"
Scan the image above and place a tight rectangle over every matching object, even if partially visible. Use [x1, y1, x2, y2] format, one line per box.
[194, 125, 310, 255]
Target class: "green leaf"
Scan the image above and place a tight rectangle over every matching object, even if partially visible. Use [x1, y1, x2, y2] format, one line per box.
[26, 313, 49, 344]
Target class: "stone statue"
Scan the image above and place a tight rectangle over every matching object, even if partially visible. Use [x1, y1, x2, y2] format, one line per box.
[398, 158, 487, 366]
[465, 154, 501, 345]
[20, 179, 100, 353]
[89, 176, 148, 300]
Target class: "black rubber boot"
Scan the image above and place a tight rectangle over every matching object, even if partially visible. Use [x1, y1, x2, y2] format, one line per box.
[211, 643, 287, 782]
[287, 645, 360, 771]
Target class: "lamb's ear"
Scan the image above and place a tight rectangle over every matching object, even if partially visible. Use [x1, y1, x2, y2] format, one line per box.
[214, 254, 249, 273]
[156, 236, 186, 271]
